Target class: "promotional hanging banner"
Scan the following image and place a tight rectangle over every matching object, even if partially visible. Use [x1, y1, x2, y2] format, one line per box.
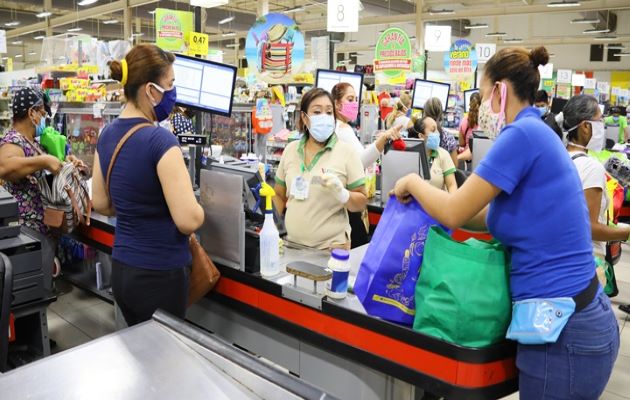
[327, 0, 359, 33]
[443, 39, 478, 75]
[374, 28, 412, 79]
[245, 13, 306, 84]
[155, 9, 194, 53]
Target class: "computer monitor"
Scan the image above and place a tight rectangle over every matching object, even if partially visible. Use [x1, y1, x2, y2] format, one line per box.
[315, 69, 363, 104]
[551, 97, 568, 115]
[471, 134, 494, 171]
[380, 139, 431, 205]
[412, 79, 450, 112]
[464, 89, 480, 113]
[173, 54, 237, 117]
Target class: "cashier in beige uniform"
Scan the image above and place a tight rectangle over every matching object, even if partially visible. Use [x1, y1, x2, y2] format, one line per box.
[409, 116, 458, 193]
[274, 88, 368, 250]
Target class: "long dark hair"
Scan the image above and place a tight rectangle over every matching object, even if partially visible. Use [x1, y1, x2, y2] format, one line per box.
[467, 92, 481, 129]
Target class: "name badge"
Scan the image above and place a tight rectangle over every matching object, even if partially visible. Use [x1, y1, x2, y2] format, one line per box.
[290, 176, 310, 200]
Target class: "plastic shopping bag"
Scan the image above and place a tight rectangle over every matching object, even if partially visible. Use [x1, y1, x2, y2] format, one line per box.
[354, 196, 447, 326]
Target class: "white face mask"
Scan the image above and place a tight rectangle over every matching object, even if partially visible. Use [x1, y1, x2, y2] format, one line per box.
[567, 120, 605, 152]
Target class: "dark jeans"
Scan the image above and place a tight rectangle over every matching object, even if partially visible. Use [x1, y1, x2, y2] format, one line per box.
[112, 259, 190, 326]
[516, 291, 620, 399]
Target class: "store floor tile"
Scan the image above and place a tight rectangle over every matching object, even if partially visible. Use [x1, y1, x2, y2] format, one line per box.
[605, 354, 630, 399]
[59, 302, 116, 340]
[47, 309, 92, 355]
[49, 284, 103, 316]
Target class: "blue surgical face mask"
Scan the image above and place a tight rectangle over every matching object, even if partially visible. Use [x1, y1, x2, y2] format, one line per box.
[32, 112, 46, 137]
[536, 106, 548, 117]
[306, 113, 335, 143]
[426, 132, 440, 150]
[149, 83, 177, 122]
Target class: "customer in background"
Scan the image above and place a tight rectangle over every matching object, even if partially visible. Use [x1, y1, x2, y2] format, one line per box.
[423, 97, 458, 166]
[331, 83, 401, 247]
[393, 46, 619, 399]
[385, 93, 412, 135]
[92, 44, 204, 325]
[274, 88, 367, 250]
[564, 94, 630, 292]
[457, 92, 480, 162]
[535, 90, 563, 141]
[170, 106, 195, 136]
[408, 116, 457, 194]
[604, 106, 629, 144]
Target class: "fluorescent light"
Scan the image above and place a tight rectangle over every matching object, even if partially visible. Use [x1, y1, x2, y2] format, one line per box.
[148, 10, 156, 15]
[77, 0, 98, 5]
[67, 27, 83, 32]
[570, 18, 600, 24]
[11, 41, 22, 45]
[190, 0, 228, 7]
[132, 33, 144, 37]
[36, 12, 53, 18]
[4, 21, 20, 27]
[34, 35, 46, 40]
[486, 32, 507, 37]
[1, 57, 7, 60]
[15, 54, 22, 58]
[583, 28, 610, 34]
[429, 9, 455, 15]
[504, 38, 524, 43]
[103, 19, 118, 24]
[608, 45, 626, 50]
[330, 39, 341, 43]
[594, 35, 617, 41]
[618, 53, 630, 57]
[222, 32, 236, 37]
[465, 23, 489, 29]
[549, 53, 556, 58]
[225, 44, 237, 48]
[28, 51, 36, 55]
[547, 1, 580, 7]
[218, 16, 235, 25]
[286, 6, 305, 13]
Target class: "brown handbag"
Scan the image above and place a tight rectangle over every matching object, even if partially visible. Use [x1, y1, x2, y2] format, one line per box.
[107, 123, 220, 306]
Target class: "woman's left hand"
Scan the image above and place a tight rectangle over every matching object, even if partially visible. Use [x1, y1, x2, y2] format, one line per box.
[66, 155, 86, 169]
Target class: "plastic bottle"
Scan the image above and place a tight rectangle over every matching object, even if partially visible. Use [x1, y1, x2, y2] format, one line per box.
[326, 249, 351, 299]
[259, 183, 280, 277]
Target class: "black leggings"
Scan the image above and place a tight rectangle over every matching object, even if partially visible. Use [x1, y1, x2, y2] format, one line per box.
[348, 211, 369, 249]
[111, 260, 190, 326]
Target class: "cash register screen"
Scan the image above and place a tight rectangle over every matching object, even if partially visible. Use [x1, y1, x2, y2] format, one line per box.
[315, 69, 363, 105]
[412, 79, 450, 112]
[173, 54, 237, 117]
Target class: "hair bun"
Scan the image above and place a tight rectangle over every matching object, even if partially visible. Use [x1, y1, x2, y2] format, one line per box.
[109, 60, 123, 83]
[530, 46, 549, 68]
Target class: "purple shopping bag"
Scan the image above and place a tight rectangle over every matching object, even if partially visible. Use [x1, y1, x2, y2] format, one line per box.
[354, 196, 448, 326]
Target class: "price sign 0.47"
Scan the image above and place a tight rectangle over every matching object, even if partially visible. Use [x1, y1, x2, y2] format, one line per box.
[188, 32, 209, 56]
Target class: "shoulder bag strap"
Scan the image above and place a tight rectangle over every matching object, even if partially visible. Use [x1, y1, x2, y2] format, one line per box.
[106, 122, 153, 196]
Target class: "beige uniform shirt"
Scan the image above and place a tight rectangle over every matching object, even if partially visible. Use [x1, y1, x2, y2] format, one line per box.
[429, 148, 456, 190]
[275, 135, 366, 250]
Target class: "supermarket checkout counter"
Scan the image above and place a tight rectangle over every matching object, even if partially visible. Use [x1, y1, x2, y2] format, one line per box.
[72, 170, 516, 400]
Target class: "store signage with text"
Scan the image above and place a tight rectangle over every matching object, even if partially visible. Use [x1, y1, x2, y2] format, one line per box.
[475, 43, 496, 63]
[443, 39, 478, 75]
[374, 28, 412, 78]
[0, 30, 6, 54]
[538, 63, 553, 80]
[556, 69, 572, 84]
[584, 78, 597, 89]
[187, 31, 209, 56]
[156, 9, 194, 53]
[327, 0, 359, 33]
[571, 73, 586, 87]
[597, 81, 610, 94]
[424, 25, 451, 52]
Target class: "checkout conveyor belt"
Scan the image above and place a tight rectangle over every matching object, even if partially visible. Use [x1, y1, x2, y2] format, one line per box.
[0, 310, 338, 400]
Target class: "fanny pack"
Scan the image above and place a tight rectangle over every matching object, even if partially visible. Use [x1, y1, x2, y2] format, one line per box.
[506, 275, 599, 345]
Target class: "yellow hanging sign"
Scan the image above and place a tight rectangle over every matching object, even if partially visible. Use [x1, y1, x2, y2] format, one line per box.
[187, 32, 209, 56]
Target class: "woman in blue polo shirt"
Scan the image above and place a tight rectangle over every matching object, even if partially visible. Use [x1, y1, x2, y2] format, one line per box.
[393, 46, 619, 399]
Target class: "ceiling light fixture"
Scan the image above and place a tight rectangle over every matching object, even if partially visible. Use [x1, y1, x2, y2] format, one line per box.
[132, 33, 144, 37]
[15, 54, 22, 58]
[34, 35, 45, 40]
[570, 18, 600, 24]
[617, 52, 630, 57]
[4, 21, 20, 27]
[607, 44, 626, 50]
[547, 0, 580, 7]
[286, 6, 305, 13]
[67, 27, 83, 32]
[583, 28, 610, 34]
[222, 32, 236, 37]
[549, 53, 556, 58]
[190, 0, 229, 8]
[28, 51, 36, 55]
[429, 8, 455, 15]
[11, 41, 22, 45]
[77, 0, 98, 5]
[218, 16, 235, 25]
[594, 35, 618, 41]
[36, 12, 53, 18]
[103, 19, 118, 24]
[465, 23, 489, 29]
[503, 38, 524, 43]
[148, 10, 156, 15]
[485, 32, 507, 37]
[225, 44, 237, 48]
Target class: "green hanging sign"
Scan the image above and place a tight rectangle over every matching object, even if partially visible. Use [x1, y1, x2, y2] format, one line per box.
[374, 28, 412, 79]
[156, 8, 194, 53]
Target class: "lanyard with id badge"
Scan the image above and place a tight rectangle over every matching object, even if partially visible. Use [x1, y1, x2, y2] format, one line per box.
[290, 162, 324, 201]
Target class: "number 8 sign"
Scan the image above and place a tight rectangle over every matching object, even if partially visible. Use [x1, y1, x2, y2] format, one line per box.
[327, 0, 359, 32]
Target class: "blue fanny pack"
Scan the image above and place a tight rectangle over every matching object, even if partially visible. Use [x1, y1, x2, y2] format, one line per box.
[506, 275, 599, 345]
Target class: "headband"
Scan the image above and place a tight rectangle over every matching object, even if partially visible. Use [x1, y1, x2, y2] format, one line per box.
[120, 59, 128, 86]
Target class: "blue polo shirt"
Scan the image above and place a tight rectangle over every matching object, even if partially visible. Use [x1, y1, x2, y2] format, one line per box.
[476, 107, 594, 301]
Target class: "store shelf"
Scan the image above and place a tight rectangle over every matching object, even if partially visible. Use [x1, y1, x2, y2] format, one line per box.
[56, 101, 122, 116]
[267, 155, 283, 162]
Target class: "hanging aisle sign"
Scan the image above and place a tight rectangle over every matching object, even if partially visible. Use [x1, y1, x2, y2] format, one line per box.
[425, 25, 451, 52]
[0, 30, 6, 54]
[156, 9, 194, 53]
[374, 28, 412, 79]
[443, 39, 478, 75]
[556, 69, 572, 84]
[327, 0, 359, 33]
[475, 43, 496, 63]
[584, 78, 597, 89]
[538, 63, 553, 80]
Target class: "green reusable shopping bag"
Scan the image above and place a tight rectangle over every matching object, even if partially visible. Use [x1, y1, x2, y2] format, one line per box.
[413, 226, 511, 348]
[40, 127, 67, 162]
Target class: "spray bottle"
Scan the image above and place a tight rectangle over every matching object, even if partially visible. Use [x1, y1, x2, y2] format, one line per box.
[259, 182, 280, 276]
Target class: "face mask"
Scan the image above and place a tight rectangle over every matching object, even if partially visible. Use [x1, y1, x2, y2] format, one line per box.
[149, 83, 177, 122]
[613, 116, 619, 123]
[536, 106, 548, 117]
[31, 112, 45, 137]
[426, 132, 440, 150]
[340, 101, 359, 121]
[478, 82, 507, 140]
[306, 114, 335, 143]
[567, 120, 605, 152]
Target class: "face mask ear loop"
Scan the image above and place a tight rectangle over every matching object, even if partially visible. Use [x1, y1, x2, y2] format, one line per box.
[497, 82, 507, 129]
